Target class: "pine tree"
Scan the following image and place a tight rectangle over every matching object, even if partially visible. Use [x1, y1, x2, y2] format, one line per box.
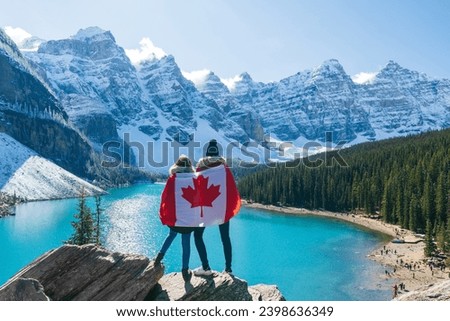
[66, 189, 95, 245]
[445, 219, 450, 254]
[435, 172, 448, 225]
[93, 195, 104, 246]
[424, 219, 436, 257]
[381, 178, 394, 222]
[436, 223, 447, 253]
[422, 175, 435, 226]
[408, 194, 419, 232]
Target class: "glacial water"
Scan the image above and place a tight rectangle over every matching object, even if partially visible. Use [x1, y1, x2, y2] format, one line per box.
[0, 183, 393, 300]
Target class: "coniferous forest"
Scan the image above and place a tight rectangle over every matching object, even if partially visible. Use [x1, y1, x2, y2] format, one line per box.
[238, 129, 450, 236]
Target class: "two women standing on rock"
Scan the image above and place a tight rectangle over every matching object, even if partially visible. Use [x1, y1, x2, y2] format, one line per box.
[156, 139, 241, 281]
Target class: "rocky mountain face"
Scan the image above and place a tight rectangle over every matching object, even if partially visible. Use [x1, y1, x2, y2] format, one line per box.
[7, 26, 450, 171]
[0, 28, 95, 178]
[216, 59, 450, 143]
[1, 28, 155, 198]
[0, 244, 285, 301]
[137, 55, 249, 143]
[24, 27, 251, 148]
[26, 27, 157, 147]
[197, 71, 265, 142]
[27, 28, 450, 154]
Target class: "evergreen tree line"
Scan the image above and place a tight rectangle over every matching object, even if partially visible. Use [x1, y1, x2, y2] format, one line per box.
[238, 129, 450, 241]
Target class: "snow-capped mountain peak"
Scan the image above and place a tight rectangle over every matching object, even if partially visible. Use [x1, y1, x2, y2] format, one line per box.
[239, 71, 253, 81]
[311, 59, 350, 81]
[376, 60, 427, 82]
[12, 27, 449, 172]
[26, 27, 160, 146]
[183, 69, 233, 97]
[384, 60, 402, 71]
[71, 26, 111, 41]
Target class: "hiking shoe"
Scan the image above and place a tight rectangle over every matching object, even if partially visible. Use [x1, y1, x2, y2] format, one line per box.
[223, 267, 233, 275]
[154, 252, 164, 265]
[193, 266, 213, 276]
[181, 269, 192, 281]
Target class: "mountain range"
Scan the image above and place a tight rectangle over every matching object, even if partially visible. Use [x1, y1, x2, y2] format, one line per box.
[0, 28, 103, 200]
[1, 26, 450, 198]
[24, 27, 450, 147]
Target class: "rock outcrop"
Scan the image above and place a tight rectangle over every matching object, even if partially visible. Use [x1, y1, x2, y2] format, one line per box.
[148, 272, 284, 301]
[248, 284, 286, 301]
[0, 278, 49, 301]
[0, 244, 164, 301]
[0, 244, 285, 301]
[395, 280, 450, 301]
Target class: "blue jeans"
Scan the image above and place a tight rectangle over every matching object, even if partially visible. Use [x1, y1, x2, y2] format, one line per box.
[194, 221, 231, 270]
[159, 228, 191, 270]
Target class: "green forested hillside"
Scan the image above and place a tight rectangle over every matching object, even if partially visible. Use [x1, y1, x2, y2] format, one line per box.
[238, 129, 450, 235]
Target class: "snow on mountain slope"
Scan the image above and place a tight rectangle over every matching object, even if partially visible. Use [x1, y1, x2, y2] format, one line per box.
[24, 27, 159, 145]
[13, 27, 450, 171]
[136, 54, 248, 142]
[0, 28, 65, 121]
[206, 59, 450, 143]
[0, 133, 104, 201]
[356, 61, 450, 135]
[190, 70, 265, 142]
[0, 28, 97, 180]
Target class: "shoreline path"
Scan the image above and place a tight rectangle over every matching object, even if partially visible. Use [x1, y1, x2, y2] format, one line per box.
[243, 201, 449, 295]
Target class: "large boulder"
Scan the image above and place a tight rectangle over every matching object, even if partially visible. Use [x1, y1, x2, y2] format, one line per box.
[0, 278, 49, 301]
[248, 284, 286, 301]
[0, 244, 163, 301]
[148, 272, 254, 301]
[148, 272, 285, 301]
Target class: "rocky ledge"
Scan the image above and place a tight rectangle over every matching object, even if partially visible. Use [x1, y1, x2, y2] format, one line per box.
[395, 280, 450, 301]
[0, 244, 284, 301]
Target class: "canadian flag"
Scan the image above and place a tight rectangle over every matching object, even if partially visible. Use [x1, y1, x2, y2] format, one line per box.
[159, 165, 241, 227]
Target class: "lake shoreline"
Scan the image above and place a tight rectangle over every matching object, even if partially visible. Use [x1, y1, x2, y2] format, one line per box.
[242, 201, 449, 296]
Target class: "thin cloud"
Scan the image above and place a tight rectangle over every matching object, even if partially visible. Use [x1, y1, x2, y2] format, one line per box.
[3, 26, 32, 44]
[221, 74, 243, 91]
[352, 72, 378, 84]
[125, 37, 166, 66]
[182, 69, 211, 88]
[3, 26, 44, 51]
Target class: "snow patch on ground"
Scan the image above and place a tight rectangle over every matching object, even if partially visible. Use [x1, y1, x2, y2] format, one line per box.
[0, 133, 104, 201]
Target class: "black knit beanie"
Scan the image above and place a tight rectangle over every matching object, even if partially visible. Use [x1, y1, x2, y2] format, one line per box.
[206, 139, 219, 157]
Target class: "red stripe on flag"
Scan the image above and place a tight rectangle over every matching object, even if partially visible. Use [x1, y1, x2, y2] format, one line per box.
[225, 166, 241, 222]
[159, 175, 177, 226]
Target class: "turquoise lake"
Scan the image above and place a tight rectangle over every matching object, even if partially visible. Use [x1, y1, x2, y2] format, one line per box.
[0, 183, 393, 300]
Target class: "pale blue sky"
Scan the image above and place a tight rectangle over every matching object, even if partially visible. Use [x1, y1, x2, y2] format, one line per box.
[1, 0, 449, 82]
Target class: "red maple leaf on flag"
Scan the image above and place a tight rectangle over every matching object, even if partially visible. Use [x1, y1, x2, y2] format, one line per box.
[181, 175, 221, 217]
